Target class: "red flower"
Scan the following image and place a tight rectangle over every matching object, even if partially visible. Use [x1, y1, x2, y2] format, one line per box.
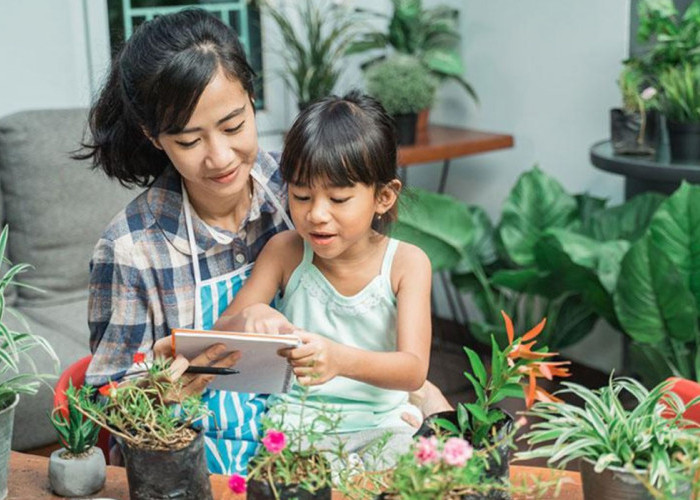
[133, 352, 146, 364]
[228, 473, 246, 494]
[98, 381, 119, 398]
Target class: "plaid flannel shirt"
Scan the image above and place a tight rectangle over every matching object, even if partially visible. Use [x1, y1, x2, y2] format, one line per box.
[86, 150, 288, 386]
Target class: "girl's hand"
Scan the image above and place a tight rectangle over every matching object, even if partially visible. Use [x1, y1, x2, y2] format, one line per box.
[152, 337, 241, 400]
[282, 331, 340, 386]
[215, 303, 296, 334]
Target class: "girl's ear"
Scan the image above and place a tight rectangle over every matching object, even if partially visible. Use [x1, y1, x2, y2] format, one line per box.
[141, 126, 163, 150]
[375, 179, 402, 215]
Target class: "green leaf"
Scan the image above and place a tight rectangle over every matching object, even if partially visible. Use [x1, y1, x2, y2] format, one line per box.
[463, 347, 487, 387]
[614, 234, 699, 344]
[584, 192, 666, 242]
[422, 48, 464, 77]
[499, 167, 579, 267]
[465, 403, 489, 424]
[392, 188, 475, 271]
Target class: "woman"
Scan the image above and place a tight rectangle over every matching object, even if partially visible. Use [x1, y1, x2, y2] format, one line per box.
[79, 8, 449, 475]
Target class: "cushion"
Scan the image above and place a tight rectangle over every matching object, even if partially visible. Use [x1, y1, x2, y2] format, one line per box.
[0, 109, 137, 306]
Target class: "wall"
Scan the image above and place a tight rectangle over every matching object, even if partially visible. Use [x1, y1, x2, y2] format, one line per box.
[0, 0, 96, 118]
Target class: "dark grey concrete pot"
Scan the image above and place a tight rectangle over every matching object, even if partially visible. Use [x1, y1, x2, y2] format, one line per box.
[0, 394, 19, 500]
[579, 457, 653, 500]
[48, 446, 106, 497]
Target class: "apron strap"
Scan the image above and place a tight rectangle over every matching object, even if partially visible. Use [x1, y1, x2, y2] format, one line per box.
[250, 169, 294, 229]
[182, 182, 204, 328]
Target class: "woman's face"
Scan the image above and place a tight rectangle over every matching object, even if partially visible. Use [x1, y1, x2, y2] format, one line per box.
[151, 66, 258, 206]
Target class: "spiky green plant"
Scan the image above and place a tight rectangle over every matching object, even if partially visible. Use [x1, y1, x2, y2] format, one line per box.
[50, 382, 101, 456]
[0, 224, 58, 410]
[658, 63, 700, 123]
[518, 377, 700, 496]
[260, 0, 360, 109]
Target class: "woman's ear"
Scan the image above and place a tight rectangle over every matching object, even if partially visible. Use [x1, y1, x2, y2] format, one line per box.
[141, 126, 163, 150]
[375, 179, 402, 215]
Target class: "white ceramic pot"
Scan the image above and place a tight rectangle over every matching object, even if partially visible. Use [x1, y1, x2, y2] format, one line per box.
[48, 446, 106, 497]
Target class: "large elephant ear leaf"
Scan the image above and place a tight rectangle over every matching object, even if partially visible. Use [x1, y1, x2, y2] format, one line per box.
[534, 229, 628, 325]
[647, 182, 700, 306]
[584, 192, 666, 242]
[614, 234, 699, 344]
[498, 167, 579, 267]
[453, 206, 497, 275]
[392, 188, 475, 271]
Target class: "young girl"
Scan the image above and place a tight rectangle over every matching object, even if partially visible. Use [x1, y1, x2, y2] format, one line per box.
[223, 91, 432, 467]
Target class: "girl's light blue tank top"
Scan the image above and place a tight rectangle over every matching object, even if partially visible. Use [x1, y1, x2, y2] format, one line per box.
[270, 237, 420, 433]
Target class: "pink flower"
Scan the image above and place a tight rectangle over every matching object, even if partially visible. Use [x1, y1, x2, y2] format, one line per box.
[261, 429, 287, 454]
[228, 473, 246, 494]
[414, 436, 440, 465]
[641, 87, 657, 101]
[442, 437, 473, 467]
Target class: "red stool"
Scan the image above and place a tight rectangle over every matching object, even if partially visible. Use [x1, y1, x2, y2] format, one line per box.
[664, 377, 700, 425]
[53, 355, 111, 463]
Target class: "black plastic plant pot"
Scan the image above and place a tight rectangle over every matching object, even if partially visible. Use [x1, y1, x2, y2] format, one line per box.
[415, 410, 513, 500]
[394, 113, 418, 146]
[667, 119, 700, 164]
[247, 477, 331, 500]
[118, 430, 213, 500]
[610, 108, 656, 156]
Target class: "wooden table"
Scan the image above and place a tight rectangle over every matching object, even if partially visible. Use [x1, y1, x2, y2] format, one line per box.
[397, 125, 514, 193]
[8, 451, 581, 499]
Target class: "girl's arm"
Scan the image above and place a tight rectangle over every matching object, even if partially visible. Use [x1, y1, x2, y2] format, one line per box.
[286, 242, 432, 391]
[214, 230, 299, 333]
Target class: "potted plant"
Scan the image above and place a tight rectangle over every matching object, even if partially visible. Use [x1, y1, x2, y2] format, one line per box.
[657, 63, 700, 162]
[228, 393, 349, 500]
[348, 0, 478, 112]
[259, 0, 361, 111]
[611, 63, 658, 156]
[0, 225, 59, 500]
[518, 377, 700, 500]
[48, 382, 105, 497]
[365, 54, 437, 144]
[416, 311, 570, 499]
[377, 433, 503, 499]
[68, 355, 212, 500]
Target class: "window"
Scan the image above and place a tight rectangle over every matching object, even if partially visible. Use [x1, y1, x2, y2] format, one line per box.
[106, 0, 264, 108]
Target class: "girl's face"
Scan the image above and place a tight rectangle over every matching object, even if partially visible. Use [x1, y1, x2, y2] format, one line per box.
[150, 66, 258, 207]
[288, 179, 399, 261]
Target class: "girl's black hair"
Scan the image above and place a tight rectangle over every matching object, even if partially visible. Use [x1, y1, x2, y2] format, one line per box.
[75, 9, 256, 187]
[280, 90, 398, 189]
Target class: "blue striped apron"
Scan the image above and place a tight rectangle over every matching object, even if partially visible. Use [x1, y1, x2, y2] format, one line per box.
[182, 170, 293, 475]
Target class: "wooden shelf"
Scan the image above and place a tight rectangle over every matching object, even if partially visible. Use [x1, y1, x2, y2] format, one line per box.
[398, 125, 514, 166]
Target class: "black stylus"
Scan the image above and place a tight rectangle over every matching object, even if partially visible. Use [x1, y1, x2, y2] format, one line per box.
[185, 366, 240, 375]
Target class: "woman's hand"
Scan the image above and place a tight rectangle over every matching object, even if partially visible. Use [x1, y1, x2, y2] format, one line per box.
[152, 337, 240, 399]
[215, 303, 296, 334]
[281, 331, 340, 386]
[401, 380, 454, 427]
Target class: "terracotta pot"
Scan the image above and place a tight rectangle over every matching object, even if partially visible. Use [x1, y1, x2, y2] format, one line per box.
[48, 446, 106, 497]
[118, 430, 212, 500]
[0, 394, 19, 500]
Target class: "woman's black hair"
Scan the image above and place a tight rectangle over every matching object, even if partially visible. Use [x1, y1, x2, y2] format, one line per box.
[280, 91, 399, 228]
[75, 9, 256, 187]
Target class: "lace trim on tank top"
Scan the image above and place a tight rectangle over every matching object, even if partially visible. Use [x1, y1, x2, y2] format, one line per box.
[298, 268, 389, 317]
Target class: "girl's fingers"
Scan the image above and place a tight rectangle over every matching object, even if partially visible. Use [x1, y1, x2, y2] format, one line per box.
[285, 344, 317, 361]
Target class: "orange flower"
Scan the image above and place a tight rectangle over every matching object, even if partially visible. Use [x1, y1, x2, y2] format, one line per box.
[98, 381, 119, 398]
[519, 362, 571, 408]
[133, 352, 146, 364]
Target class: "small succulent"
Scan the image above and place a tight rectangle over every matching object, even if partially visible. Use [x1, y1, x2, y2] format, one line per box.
[50, 382, 101, 456]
